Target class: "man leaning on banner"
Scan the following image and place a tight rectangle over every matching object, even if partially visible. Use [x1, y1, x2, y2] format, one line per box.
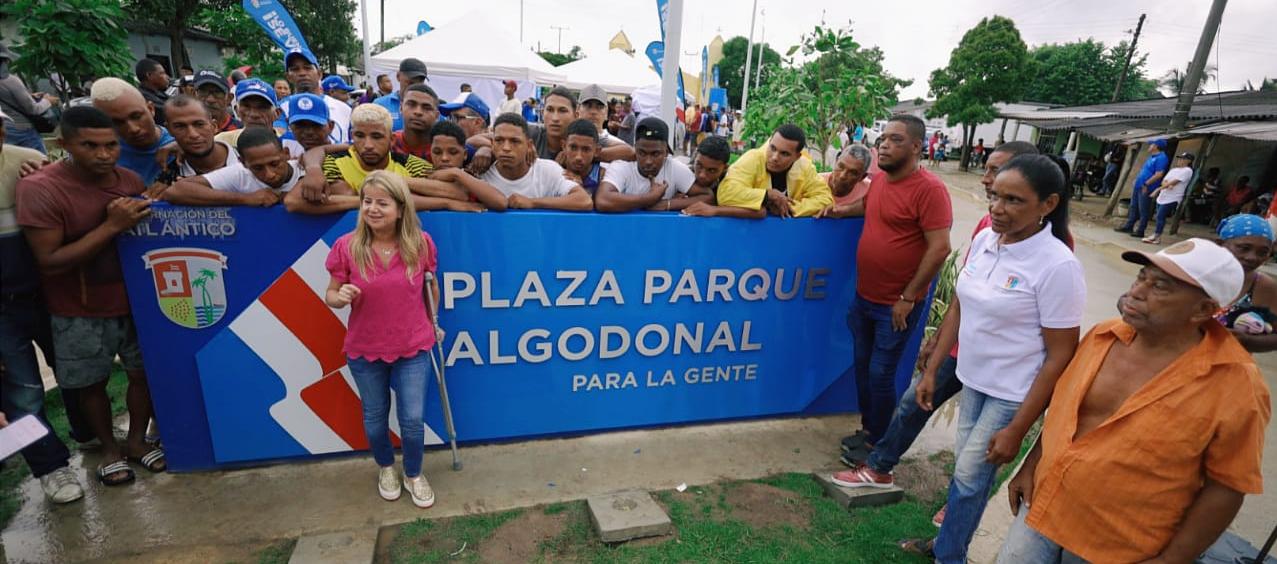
[707, 124, 833, 218]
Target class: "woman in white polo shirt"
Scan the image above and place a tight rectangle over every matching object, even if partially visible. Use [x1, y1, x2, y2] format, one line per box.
[901, 154, 1086, 562]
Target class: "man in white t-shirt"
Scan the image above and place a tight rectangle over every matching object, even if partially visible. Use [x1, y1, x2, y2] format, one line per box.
[277, 48, 351, 144]
[161, 127, 299, 207]
[595, 117, 710, 213]
[1143, 152, 1196, 244]
[497, 80, 522, 117]
[477, 113, 592, 211]
[164, 96, 239, 180]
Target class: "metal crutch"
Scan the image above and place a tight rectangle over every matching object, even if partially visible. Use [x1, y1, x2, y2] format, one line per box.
[424, 271, 462, 470]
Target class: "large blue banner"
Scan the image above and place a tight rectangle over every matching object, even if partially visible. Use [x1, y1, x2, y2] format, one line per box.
[118, 206, 927, 471]
[241, 0, 310, 54]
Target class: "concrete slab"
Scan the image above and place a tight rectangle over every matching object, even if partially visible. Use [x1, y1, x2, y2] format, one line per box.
[3, 414, 883, 562]
[812, 472, 904, 509]
[288, 529, 376, 564]
[587, 490, 673, 543]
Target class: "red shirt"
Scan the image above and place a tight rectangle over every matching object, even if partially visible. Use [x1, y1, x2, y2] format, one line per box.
[856, 166, 952, 305]
[392, 131, 432, 161]
[15, 162, 145, 317]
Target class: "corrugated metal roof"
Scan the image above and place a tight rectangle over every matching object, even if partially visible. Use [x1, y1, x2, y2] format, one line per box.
[1177, 121, 1277, 142]
[1000, 90, 1277, 121]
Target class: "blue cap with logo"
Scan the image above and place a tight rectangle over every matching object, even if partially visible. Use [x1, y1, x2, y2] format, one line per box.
[235, 78, 277, 106]
[287, 93, 329, 125]
[439, 93, 491, 126]
[284, 47, 319, 68]
[322, 75, 355, 93]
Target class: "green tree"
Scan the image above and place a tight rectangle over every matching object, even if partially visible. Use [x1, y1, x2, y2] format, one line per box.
[928, 16, 1030, 171]
[374, 34, 414, 54]
[1158, 61, 1218, 96]
[1022, 39, 1158, 106]
[1, 0, 133, 101]
[537, 45, 583, 67]
[742, 24, 907, 161]
[142, 0, 359, 76]
[718, 36, 781, 109]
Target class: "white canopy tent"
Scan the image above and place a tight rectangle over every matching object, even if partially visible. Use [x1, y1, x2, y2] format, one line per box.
[369, 12, 566, 120]
[557, 50, 659, 95]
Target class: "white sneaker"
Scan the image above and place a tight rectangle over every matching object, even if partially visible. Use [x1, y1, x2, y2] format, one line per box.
[378, 466, 401, 501]
[39, 467, 84, 504]
[403, 474, 435, 508]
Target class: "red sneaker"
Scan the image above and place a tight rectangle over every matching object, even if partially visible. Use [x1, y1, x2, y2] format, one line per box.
[932, 504, 946, 527]
[831, 465, 894, 489]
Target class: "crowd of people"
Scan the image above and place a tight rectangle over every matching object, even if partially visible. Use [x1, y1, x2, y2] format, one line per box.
[0, 43, 1270, 563]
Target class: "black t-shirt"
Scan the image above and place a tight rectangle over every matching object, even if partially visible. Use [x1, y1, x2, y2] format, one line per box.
[769, 170, 787, 193]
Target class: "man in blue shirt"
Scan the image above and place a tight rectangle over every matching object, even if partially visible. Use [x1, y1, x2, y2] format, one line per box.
[89, 77, 176, 188]
[375, 58, 429, 132]
[1117, 138, 1171, 238]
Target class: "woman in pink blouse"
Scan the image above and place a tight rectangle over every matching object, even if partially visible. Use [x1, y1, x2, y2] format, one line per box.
[325, 171, 441, 508]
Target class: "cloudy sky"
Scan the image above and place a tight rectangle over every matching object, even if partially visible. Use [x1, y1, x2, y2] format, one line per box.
[364, 0, 1277, 100]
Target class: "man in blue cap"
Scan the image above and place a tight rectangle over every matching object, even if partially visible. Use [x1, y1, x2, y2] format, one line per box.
[277, 47, 350, 144]
[375, 57, 430, 132]
[281, 92, 333, 158]
[322, 75, 356, 105]
[215, 78, 281, 149]
[440, 92, 491, 140]
[1117, 138, 1171, 238]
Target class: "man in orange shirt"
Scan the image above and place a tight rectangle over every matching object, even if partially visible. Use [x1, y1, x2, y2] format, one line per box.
[999, 239, 1270, 563]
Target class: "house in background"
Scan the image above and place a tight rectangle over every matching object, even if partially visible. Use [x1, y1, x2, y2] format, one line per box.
[0, 16, 228, 84]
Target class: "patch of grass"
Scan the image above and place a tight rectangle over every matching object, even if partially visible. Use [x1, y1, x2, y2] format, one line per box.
[254, 538, 297, 564]
[390, 473, 939, 563]
[0, 369, 129, 530]
[388, 509, 524, 563]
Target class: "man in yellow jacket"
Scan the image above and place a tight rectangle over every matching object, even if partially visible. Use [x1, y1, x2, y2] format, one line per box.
[688, 124, 831, 218]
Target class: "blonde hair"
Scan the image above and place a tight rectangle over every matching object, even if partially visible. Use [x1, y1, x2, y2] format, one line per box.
[350, 171, 423, 282]
[350, 103, 393, 133]
[90, 77, 142, 103]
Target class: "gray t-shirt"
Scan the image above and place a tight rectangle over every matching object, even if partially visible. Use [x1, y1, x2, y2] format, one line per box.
[0, 75, 47, 130]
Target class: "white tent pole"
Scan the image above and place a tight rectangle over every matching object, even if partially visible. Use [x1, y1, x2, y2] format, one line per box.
[360, 0, 373, 82]
[740, 0, 758, 113]
[659, 0, 685, 143]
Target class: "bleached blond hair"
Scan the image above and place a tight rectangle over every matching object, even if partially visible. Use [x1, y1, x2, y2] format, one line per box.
[350, 103, 392, 133]
[90, 77, 143, 103]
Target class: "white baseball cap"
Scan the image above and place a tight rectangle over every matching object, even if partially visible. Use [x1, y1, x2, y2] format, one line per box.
[1122, 238, 1244, 305]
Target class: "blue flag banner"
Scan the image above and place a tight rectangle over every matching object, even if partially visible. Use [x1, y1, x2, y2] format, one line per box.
[117, 206, 928, 471]
[713, 65, 720, 88]
[242, 0, 310, 53]
[416, 20, 432, 35]
[701, 46, 709, 101]
[645, 40, 686, 105]
[655, 0, 669, 41]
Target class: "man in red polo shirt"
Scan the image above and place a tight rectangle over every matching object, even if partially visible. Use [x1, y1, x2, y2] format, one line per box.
[834, 113, 953, 456]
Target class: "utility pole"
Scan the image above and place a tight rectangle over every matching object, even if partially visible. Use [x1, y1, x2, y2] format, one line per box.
[379, 0, 384, 45]
[520, 0, 524, 45]
[550, 25, 570, 54]
[1110, 14, 1145, 103]
[753, 10, 765, 92]
[740, 0, 759, 113]
[1170, 0, 1228, 131]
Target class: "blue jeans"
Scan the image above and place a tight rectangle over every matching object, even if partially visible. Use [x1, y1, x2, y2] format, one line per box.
[347, 352, 431, 478]
[1120, 186, 1153, 234]
[867, 354, 962, 474]
[1152, 201, 1178, 236]
[934, 386, 1022, 564]
[847, 293, 926, 445]
[0, 294, 71, 477]
[996, 510, 1088, 563]
[3, 123, 47, 154]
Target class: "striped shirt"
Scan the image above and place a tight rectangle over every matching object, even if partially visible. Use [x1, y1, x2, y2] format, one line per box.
[322, 147, 432, 192]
